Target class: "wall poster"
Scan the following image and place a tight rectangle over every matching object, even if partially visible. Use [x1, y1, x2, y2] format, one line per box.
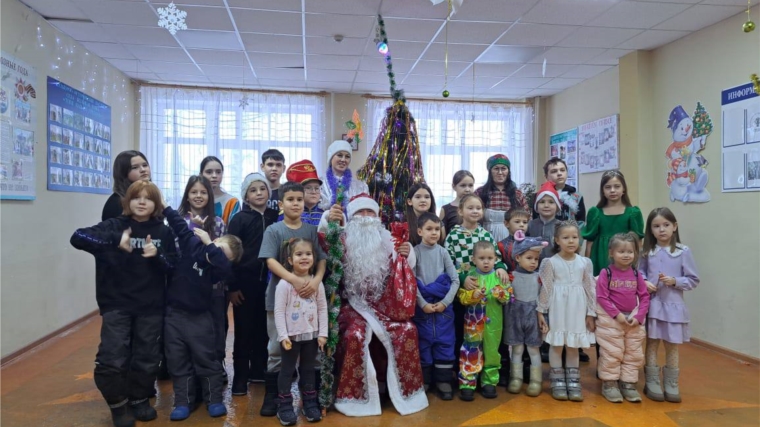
[721, 82, 760, 192]
[549, 128, 578, 188]
[1, 51, 37, 200]
[578, 114, 619, 174]
[47, 77, 112, 194]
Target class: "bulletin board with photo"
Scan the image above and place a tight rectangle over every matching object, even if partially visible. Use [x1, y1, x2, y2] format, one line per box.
[578, 114, 619, 174]
[0, 51, 38, 200]
[721, 82, 760, 192]
[549, 128, 578, 188]
[47, 77, 112, 194]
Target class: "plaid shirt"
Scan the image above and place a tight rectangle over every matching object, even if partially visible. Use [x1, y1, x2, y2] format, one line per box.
[444, 225, 499, 273]
[277, 205, 325, 226]
[475, 187, 529, 212]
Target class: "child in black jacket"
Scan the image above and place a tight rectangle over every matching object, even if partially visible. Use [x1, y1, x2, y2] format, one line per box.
[70, 181, 175, 427]
[162, 206, 242, 421]
[226, 172, 279, 395]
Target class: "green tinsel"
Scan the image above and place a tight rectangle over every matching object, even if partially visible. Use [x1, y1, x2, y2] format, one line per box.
[319, 185, 345, 411]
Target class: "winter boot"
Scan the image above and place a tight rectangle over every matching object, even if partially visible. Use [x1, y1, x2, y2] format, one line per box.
[434, 367, 453, 400]
[459, 388, 474, 402]
[232, 360, 249, 396]
[663, 366, 681, 403]
[507, 362, 523, 394]
[301, 390, 322, 422]
[549, 368, 568, 401]
[481, 384, 497, 399]
[422, 366, 433, 392]
[644, 365, 665, 402]
[565, 367, 583, 402]
[108, 401, 135, 427]
[129, 398, 157, 421]
[276, 393, 298, 426]
[602, 380, 623, 403]
[526, 365, 542, 397]
[620, 382, 642, 402]
[260, 371, 280, 417]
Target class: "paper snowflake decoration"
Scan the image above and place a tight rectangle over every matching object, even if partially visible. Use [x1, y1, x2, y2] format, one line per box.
[239, 94, 249, 109]
[157, 2, 187, 35]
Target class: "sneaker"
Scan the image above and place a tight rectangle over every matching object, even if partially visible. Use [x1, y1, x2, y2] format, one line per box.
[620, 382, 642, 403]
[276, 394, 298, 426]
[170, 406, 191, 421]
[481, 385, 498, 399]
[129, 399, 157, 422]
[602, 381, 623, 403]
[301, 391, 322, 422]
[109, 401, 136, 427]
[207, 403, 227, 418]
[459, 389, 475, 401]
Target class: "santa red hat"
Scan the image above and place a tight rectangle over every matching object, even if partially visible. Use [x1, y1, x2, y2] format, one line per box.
[347, 193, 379, 218]
[534, 181, 562, 211]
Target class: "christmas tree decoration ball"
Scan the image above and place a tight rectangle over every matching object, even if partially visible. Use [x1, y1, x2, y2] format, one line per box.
[744, 21, 755, 32]
[442, 89, 450, 98]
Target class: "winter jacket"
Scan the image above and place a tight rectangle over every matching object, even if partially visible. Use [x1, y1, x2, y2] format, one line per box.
[227, 206, 279, 294]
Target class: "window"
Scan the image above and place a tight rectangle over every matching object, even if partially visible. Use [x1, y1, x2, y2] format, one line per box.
[367, 99, 533, 206]
[140, 87, 325, 207]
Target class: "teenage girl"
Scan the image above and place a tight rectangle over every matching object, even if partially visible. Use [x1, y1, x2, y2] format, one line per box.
[639, 208, 699, 403]
[273, 238, 327, 425]
[439, 170, 475, 236]
[200, 156, 240, 225]
[406, 182, 439, 246]
[595, 232, 650, 403]
[102, 150, 150, 221]
[581, 170, 644, 276]
[537, 221, 597, 402]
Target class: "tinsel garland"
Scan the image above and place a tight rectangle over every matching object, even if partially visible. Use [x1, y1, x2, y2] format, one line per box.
[319, 184, 346, 412]
[326, 167, 353, 208]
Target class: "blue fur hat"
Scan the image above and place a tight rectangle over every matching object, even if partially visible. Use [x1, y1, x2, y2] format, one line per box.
[512, 230, 548, 259]
[667, 105, 689, 131]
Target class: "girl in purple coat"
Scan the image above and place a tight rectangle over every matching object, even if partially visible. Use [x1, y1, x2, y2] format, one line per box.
[639, 208, 700, 403]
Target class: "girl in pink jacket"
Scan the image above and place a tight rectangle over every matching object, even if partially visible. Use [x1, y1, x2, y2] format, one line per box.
[596, 232, 650, 403]
[274, 238, 328, 425]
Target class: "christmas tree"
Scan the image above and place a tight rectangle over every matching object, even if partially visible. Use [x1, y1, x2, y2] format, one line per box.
[357, 100, 425, 225]
[692, 101, 713, 138]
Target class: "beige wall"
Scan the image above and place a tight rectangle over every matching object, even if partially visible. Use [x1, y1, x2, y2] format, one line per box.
[328, 93, 369, 171]
[543, 67, 620, 208]
[1, 0, 137, 358]
[545, 9, 760, 358]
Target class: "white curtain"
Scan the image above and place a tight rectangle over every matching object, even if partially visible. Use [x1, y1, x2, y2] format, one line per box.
[366, 98, 534, 205]
[140, 86, 326, 206]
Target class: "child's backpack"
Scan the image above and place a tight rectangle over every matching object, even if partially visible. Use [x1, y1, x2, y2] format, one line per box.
[603, 266, 638, 288]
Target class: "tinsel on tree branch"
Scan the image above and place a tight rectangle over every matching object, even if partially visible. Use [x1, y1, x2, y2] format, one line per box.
[357, 101, 425, 224]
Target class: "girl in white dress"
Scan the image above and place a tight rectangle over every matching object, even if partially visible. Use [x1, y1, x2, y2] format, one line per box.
[537, 221, 597, 402]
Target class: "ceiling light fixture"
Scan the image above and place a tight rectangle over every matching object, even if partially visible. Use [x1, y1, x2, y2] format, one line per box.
[157, 2, 187, 35]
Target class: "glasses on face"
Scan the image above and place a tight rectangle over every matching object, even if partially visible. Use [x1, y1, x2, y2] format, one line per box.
[304, 186, 321, 193]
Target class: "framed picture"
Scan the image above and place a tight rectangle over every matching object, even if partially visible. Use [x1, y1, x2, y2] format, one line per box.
[342, 133, 358, 151]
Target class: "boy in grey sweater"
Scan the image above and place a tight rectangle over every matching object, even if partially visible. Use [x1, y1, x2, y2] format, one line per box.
[413, 213, 460, 400]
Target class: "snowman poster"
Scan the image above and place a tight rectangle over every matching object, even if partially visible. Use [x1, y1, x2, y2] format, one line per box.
[665, 103, 712, 203]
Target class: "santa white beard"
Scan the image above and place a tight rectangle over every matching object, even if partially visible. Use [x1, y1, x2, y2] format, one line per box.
[343, 216, 394, 304]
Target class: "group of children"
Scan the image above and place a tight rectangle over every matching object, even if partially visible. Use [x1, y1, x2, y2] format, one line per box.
[73, 147, 700, 427]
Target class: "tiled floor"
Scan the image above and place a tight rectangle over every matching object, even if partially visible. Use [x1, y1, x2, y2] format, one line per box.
[1, 314, 758, 427]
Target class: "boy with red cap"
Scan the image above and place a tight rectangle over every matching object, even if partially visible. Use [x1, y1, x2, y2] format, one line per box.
[282, 160, 324, 226]
[527, 182, 562, 259]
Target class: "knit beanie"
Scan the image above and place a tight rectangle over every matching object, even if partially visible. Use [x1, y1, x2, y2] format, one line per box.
[487, 154, 511, 171]
[534, 181, 562, 211]
[347, 193, 379, 219]
[240, 172, 270, 202]
[327, 140, 352, 165]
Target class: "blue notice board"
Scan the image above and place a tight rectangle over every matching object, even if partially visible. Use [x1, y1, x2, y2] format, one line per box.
[47, 77, 112, 194]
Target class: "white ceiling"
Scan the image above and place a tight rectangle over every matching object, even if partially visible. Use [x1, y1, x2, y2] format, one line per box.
[23, 0, 750, 99]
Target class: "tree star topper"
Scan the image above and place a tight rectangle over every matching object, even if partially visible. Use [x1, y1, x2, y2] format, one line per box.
[157, 2, 188, 35]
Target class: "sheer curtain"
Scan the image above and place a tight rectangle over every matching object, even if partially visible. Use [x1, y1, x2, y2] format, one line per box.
[140, 86, 326, 206]
[366, 98, 534, 205]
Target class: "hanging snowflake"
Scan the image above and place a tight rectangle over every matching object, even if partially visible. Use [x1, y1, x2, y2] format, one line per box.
[157, 2, 188, 35]
[239, 94, 249, 109]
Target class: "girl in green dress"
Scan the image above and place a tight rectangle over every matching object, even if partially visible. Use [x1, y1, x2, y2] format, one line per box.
[581, 170, 644, 276]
